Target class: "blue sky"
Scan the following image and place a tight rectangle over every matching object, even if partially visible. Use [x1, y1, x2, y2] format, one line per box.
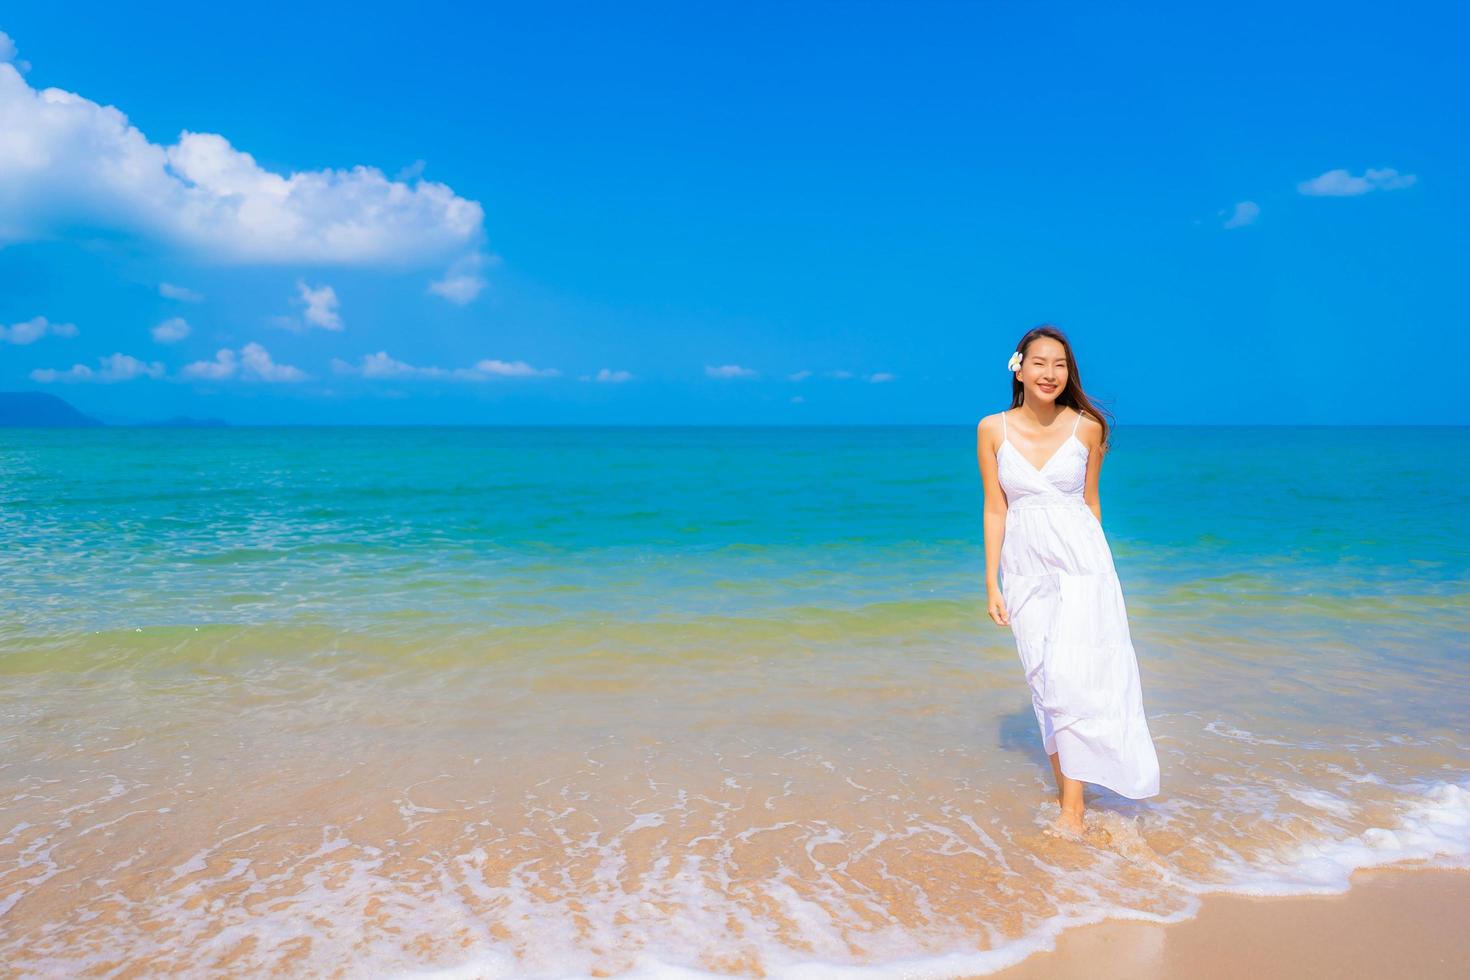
[0, 1, 1464, 424]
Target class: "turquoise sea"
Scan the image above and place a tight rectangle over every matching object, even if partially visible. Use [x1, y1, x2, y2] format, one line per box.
[2, 425, 1467, 977]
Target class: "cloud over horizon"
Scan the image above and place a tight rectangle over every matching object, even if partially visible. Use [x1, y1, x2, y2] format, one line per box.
[296, 282, 343, 331]
[158, 282, 204, 302]
[1222, 201, 1260, 229]
[428, 253, 492, 305]
[706, 364, 757, 379]
[1297, 167, 1417, 197]
[0, 38, 484, 266]
[150, 317, 191, 343]
[31, 352, 164, 383]
[1, 315, 78, 344]
[180, 343, 307, 383]
[330, 352, 561, 381]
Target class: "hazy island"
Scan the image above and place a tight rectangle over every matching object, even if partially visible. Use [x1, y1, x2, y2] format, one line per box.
[0, 391, 228, 427]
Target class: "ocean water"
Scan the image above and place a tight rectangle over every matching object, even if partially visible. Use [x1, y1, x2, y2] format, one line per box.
[1, 424, 1467, 978]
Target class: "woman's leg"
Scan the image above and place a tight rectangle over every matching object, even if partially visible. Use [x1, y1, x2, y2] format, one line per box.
[1048, 751, 1086, 833]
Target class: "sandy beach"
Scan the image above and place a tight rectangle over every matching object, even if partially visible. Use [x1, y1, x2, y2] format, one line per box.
[988, 864, 1470, 980]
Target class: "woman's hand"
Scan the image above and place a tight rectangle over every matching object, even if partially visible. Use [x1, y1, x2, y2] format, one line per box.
[988, 590, 1010, 627]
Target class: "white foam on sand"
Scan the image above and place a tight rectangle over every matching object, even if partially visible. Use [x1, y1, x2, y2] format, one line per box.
[6, 764, 1467, 980]
[389, 776, 1470, 980]
[1195, 777, 1470, 897]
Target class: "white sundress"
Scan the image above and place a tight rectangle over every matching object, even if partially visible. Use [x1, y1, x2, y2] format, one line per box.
[995, 408, 1160, 800]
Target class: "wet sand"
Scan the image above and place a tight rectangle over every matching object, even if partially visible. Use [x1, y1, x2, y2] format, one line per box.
[987, 863, 1470, 980]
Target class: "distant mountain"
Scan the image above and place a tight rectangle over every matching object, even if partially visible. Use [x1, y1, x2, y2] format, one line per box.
[0, 391, 105, 427]
[0, 393, 231, 428]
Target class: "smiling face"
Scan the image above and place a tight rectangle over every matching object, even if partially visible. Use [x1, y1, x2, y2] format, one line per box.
[1015, 336, 1069, 404]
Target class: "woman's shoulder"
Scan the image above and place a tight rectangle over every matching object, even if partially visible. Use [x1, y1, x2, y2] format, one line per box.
[977, 410, 1008, 433]
[1073, 407, 1106, 453]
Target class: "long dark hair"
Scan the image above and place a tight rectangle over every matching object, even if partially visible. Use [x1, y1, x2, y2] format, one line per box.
[1009, 323, 1114, 453]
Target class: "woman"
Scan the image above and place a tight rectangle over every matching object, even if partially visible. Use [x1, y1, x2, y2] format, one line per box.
[977, 324, 1160, 840]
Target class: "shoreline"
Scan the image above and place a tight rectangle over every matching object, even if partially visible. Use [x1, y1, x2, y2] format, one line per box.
[982, 862, 1470, 980]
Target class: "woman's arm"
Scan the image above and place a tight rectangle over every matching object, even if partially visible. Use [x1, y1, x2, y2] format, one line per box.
[1079, 413, 1103, 525]
[977, 417, 1009, 624]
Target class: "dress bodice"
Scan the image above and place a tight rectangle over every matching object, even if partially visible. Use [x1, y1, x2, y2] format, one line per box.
[996, 409, 1089, 509]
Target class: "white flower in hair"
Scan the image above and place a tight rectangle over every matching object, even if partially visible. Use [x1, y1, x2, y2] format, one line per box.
[1007, 351, 1022, 372]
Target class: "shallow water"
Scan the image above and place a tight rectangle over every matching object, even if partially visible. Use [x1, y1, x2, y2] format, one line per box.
[2, 425, 1467, 977]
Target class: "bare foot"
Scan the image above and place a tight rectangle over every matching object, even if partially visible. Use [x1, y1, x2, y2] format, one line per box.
[1051, 812, 1085, 837]
[1084, 823, 1114, 846]
[1041, 824, 1080, 841]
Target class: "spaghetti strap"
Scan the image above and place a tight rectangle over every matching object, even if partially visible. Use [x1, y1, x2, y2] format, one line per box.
[1071, 409, 1084, 436]
[1001, 411, 1007, 441]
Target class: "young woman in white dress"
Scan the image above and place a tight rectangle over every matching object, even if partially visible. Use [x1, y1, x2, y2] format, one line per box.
[976, 324, 1161, 840]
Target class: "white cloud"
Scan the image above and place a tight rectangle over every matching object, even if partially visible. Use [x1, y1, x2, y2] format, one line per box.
[0, 46, 483, 264]
[428, 252, 491, 305]
[31, 352, 164, 383]
[332, 351, 559, 381]
[588, 368, 634, 383]
[784, 367, 891, 382]
[181, 348, 237, 380]
[239, 342, 308, 381]
[0, 31, 29, 73]
[181, 342, 306, 382]
[706, 364, 757, 379]
[158, 282, 203, 302]
[332, 351, 448, 380]
[151, 316, 191, 343]
[1222, 200, 1259, 229]
[295, 280, 343, 331]
[1, 315, 77, 344]
[1297, 167, 1417, 197]
[467, 358, 559, 378]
